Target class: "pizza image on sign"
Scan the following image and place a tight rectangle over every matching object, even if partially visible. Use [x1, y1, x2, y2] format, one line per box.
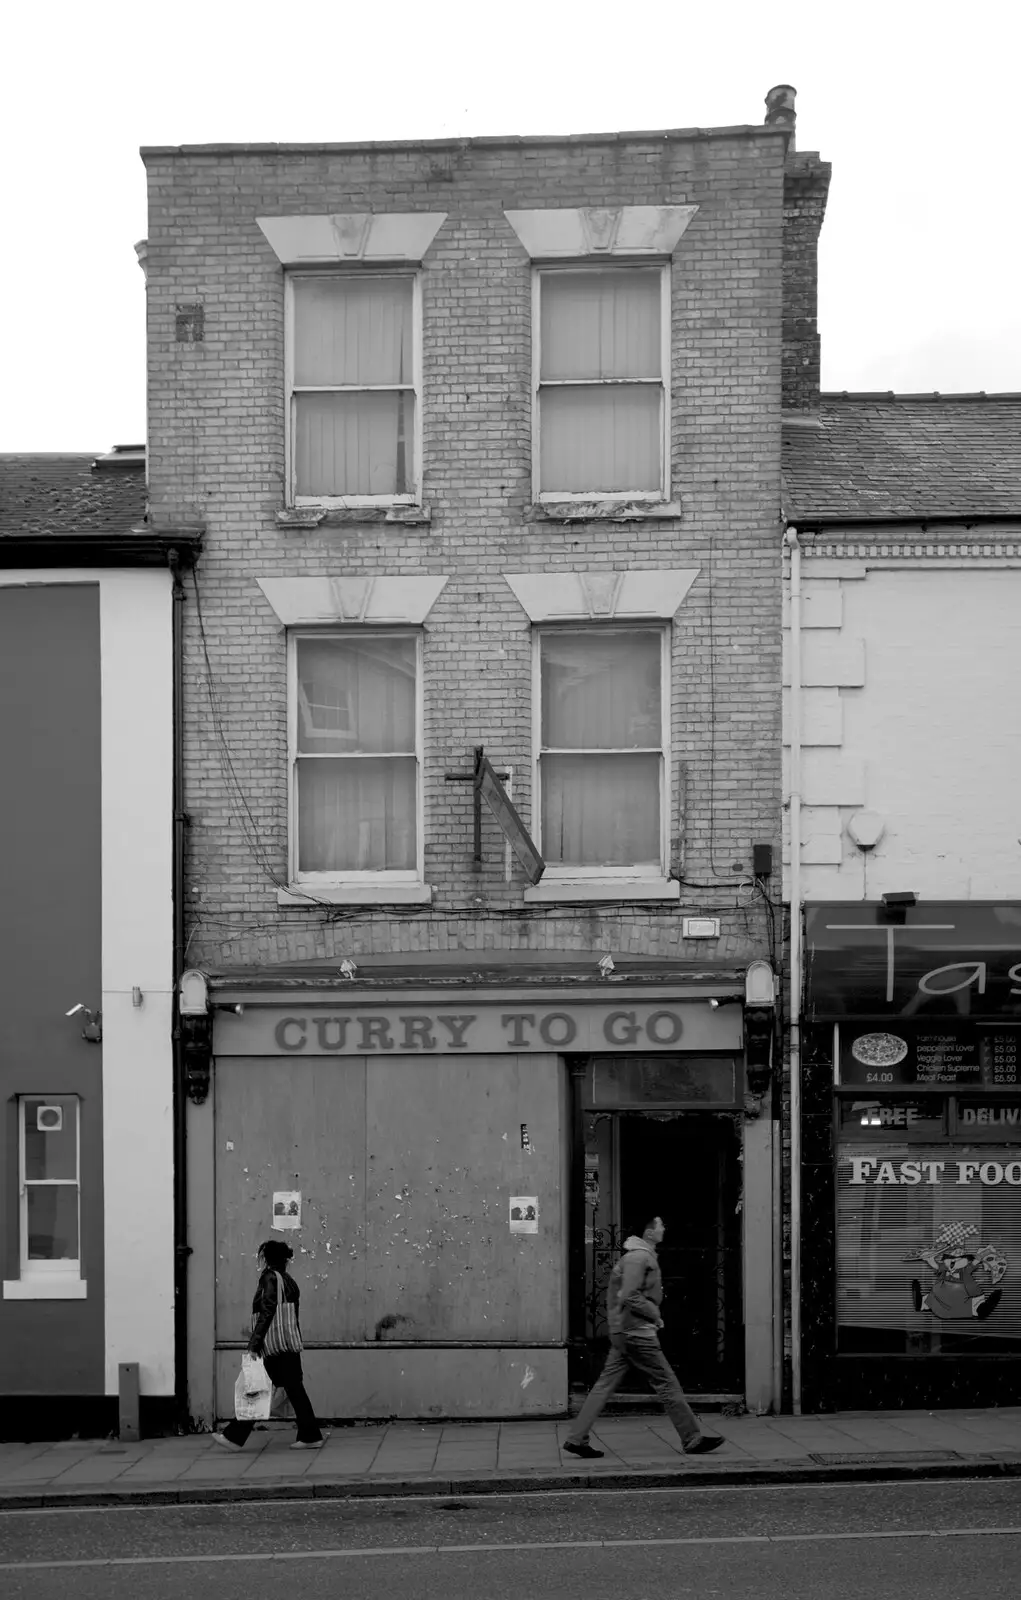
[850, 1032, 909, 1068]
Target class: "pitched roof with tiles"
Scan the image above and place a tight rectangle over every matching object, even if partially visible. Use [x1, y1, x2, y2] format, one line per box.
[782, 394, 1021, 525]
[0, 449, 201, 565]
[0, 450, 147, 541]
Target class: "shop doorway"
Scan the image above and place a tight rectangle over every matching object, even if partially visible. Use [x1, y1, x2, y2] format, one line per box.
[579, 1111, 744, 1396]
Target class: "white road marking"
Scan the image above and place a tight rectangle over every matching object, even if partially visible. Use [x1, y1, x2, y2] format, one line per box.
[5, 1526, 1021, 1570]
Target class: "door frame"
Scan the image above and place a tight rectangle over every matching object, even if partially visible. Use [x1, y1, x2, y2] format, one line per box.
[567, 1062, 777, 1412]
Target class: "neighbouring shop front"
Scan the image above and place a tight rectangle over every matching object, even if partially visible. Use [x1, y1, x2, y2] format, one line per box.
[185, 962, 779, 1424]
[801, 902, 1021, 1410]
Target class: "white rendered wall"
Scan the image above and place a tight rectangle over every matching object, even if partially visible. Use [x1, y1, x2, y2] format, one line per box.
[784, 559, 1021, 902]
[99, 572, 175, 1395]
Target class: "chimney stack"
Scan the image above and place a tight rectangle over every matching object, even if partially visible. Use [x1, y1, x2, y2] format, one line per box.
[764, 84, 797, 139]
[765, 87, 831, 416]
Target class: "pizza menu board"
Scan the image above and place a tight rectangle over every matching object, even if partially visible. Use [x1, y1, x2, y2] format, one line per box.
[839, 1026, 1021, 1089]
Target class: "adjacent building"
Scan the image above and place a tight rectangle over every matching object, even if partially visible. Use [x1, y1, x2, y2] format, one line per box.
[0, 449, 196, 1436]
[783, 392, 1021, 1409]
[142, 88, 827, 1425]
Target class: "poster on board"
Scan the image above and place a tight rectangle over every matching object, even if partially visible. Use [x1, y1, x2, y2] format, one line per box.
[272, 1191, 302, 1230]
[509, 1197, 538, 1234]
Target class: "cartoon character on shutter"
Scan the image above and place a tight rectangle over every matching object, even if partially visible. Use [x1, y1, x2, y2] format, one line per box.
[903, 1222, 1007, 1321]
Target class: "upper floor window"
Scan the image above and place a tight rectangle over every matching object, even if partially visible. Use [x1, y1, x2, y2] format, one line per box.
[289, 632, 422, 882]
[287, 274, 420, 505]
[535, 266, 669, 502]
[535, 626, 668, 874]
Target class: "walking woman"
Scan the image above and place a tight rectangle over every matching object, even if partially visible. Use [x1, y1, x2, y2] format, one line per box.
[213, 1239, 326, 1451]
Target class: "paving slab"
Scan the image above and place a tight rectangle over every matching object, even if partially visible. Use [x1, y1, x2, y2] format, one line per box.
[4, 1409, 1021, 1510]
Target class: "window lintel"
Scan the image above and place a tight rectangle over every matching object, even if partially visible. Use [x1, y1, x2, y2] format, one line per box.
[505, 206, 698, 258]
[505, 569, 698, 622]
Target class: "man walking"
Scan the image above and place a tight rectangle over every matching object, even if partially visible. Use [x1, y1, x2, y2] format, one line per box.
[564, 1215, 724, 1459]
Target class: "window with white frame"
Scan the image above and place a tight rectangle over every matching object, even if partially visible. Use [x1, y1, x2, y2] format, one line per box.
[535, 266, 669, 500]
[287, 273, 419, 504]
[535, 627, 668, 872]
[290, 632, 421, 880]
[18, 1097, 81, 1280]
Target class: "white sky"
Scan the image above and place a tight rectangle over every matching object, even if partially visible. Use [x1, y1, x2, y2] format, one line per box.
[3, 0, 1019, 450]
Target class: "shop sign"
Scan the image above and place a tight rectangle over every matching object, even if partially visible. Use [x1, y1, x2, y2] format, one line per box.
[841, 1100, 945, 1133]
[215, 1000, 742, 1057]
[959, 1105, 1021, 1128]
[838, 1024, 1021, 1088]
[805, 902, 1021, 1020]
[838, 1140, 1021, 1348]
[848, 1156, 1021, 1186]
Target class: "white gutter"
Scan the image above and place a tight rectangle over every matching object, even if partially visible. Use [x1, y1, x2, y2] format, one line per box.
[785, 524, 803, 1414]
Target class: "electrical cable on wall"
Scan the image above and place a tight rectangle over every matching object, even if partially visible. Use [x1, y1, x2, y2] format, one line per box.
[705, 525, 725, 878]
[190, 568, 339, 912]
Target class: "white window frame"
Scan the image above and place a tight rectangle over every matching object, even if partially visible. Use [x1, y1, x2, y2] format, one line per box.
[531, 623, 671, 884]
[285, 270, 423, 509]
[532, 262, 671, 505]
[286, 628, 425, 891]
[3, 1096, 86, 1301]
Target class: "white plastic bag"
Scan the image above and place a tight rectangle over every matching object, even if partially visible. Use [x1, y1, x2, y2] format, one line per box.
[234, 1353, 272, 1421]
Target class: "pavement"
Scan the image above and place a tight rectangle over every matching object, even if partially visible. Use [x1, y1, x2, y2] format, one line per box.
[4, 1407, 1021, 1510]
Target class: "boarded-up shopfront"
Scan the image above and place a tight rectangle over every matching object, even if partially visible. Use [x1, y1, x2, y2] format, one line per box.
[187, 966, 777, 1422]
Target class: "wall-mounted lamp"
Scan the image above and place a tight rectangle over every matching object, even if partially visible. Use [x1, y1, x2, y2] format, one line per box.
[339, 958, 358, 981]
[132, 987, 144, 1008]
[847, 811, 885, 852]
[178, 970, 212, 1104]
[743, 960, 777, 1097]
[65, 1003, 102, 1043]
[745, 960, 777, 1008]
[179, 970, 209, 1017]
[598, 954, 615, 978]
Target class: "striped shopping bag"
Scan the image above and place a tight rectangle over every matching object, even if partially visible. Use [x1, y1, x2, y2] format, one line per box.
[262, 1271, 303, 1355]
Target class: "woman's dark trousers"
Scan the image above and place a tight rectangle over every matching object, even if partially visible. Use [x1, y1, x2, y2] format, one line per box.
[222, 1351, 323, 1445]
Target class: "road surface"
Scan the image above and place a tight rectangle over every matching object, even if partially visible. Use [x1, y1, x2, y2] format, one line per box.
[3, 1477, 1020, 1597]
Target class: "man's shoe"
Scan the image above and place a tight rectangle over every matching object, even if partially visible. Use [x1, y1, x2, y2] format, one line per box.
[686, 1434, 725, 1455]
[563, 1440, 604, 1459]
[211, 1432, 243, 1451]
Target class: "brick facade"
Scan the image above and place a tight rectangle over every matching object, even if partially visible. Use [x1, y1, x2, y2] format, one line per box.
[143, 126, 791, 975]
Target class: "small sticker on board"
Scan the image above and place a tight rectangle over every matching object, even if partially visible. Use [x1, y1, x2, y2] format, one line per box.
[509, 1196, 538, 1234]
[272, 1191, 302, 1230]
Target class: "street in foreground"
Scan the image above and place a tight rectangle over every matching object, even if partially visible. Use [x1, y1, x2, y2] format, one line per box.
[2, 1477, 1021, 1599]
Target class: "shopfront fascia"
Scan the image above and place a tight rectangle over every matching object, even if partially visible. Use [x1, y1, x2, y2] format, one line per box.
[802, 902, 1021, 1410]
[185, 974, 779, 1424]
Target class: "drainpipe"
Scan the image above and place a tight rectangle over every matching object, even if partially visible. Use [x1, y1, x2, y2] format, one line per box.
[169, 549, 191, 1429]
[785, 524, 803, 1414]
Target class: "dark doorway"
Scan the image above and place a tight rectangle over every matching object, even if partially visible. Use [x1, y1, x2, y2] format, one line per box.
[580, 1112, 744, 1396]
